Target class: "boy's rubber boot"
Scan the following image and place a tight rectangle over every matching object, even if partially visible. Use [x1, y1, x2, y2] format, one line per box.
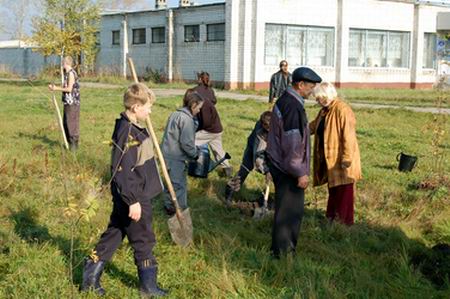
[138, 265, 168, 297]
[80, 257, 106, 296]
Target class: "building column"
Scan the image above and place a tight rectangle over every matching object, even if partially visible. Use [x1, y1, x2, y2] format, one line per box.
[335, 0, 349, 88]
[224, 0, 240, 89]
[166, 9, 174, 82]
[410, 4, 422, 89]
[121, 17, 129, 78]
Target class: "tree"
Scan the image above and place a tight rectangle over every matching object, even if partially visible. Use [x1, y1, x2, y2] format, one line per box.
[0, 0, 40, 40]
[31, 0, 100, 74]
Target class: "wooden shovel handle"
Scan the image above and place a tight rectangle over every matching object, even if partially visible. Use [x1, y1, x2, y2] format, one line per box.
[145, 117, 181, 213]
[263, 183, 270, 209]
[127, 58, 182, 218]
[51, 92, 69, 150]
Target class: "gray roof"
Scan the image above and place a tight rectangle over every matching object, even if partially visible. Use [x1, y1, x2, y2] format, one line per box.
[101, 2, 225, 17]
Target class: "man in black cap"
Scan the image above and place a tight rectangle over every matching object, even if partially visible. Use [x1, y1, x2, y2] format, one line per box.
[266, 67, 322, 257]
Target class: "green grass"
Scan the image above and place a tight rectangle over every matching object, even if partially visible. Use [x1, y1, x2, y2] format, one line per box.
[236, 87, 450, 108]
[0, 82, 449, 298]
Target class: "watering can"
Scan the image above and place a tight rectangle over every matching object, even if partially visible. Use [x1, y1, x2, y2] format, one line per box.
[188, 144, 231, 178]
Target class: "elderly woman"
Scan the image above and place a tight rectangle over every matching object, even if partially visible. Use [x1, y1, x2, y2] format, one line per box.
[309, 82, 361, 225]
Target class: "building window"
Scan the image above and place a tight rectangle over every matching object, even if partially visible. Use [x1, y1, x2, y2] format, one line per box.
[264, 24, 334, 67]
[152, 27, 165, 44]
[112, 30, 120, 45]
[207, 23, 225, 41]
[185, 25, 200, 42]
[348, 29, 410, 68]
[307, 27, 334, 66]
[132, 28, 146, 45]
[423, 33, 437, 69]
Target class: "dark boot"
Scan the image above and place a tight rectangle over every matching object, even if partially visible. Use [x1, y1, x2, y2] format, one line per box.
[69, 141, 78, 152]
[138, 265, 168, 297]
[80, 257, 106, 296]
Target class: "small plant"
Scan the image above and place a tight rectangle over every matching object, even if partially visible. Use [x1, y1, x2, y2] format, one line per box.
[143, 67, 167, 84]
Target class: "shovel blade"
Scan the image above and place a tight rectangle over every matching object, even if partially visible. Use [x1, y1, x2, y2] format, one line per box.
[167, 208, 193, 247]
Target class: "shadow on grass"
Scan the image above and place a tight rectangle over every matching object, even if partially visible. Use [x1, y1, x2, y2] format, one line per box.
[374, 164, 397, 170]
[10, 208, 138, 289]
[18, 132, 59, 147]
[178, 190, 449, 297]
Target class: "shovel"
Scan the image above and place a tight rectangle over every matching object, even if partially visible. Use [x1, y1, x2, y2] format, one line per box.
[253, 183, 271, 220]
[128, 57, 193, 247]
[51, 91, 69, 150]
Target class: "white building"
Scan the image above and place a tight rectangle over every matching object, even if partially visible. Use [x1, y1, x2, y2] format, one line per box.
[2, 0, 450, 89]
[97, 0, 450, 89]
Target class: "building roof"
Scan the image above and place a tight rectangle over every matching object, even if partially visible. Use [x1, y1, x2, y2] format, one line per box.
[378, 0, 450, 7]
[101, 2, 225, 17]
[0, 40, 36, 49]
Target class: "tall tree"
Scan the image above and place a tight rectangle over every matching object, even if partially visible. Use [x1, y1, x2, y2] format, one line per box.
[31, 0, 100, 74]
[0, 0, 40, 40]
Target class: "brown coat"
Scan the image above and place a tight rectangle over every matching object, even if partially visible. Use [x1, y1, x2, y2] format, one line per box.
[310, 99, 361, 188]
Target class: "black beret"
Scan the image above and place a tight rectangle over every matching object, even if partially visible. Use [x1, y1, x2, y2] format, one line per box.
[292, 67, 322, 84]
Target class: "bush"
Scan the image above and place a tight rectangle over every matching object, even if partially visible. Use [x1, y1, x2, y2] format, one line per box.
[143, 67, 167, 84]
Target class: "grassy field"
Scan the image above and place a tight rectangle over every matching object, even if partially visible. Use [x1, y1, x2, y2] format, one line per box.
[236, 87, 450, 108]
[0, 81, 449, 298]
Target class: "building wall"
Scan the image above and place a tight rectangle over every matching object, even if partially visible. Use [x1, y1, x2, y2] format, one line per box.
[173, 5, 226, 82]
[226, 0, 450, 89]
[97, 4, 225, 83]
[254, 0, 338, 87]
[97, 12, 168, 76]
[0, 47, 58, 76]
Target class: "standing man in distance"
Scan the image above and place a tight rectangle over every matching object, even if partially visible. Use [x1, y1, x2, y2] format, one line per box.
[269, 60, 292, 104]
[266, 67, 322, 258]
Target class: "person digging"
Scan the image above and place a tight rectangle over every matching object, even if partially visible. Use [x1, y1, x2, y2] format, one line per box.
[225, 111, 272, 205]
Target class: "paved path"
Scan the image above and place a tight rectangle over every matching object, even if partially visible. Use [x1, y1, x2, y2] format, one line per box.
[2, 78, 449, 114]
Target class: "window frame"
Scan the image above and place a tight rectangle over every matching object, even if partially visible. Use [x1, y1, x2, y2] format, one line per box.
[264, 23, 335, 67]
[112, 30, 120, 46]
[423, 32, 437, 70]
[207, 23, 225, 42]
[348, 28, 410, 69]
[132, 28, 146, 45]
[184, 25, 200, 43]
[151, 27, 166, 44]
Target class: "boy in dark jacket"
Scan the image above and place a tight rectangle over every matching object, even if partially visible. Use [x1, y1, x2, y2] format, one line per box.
[80, 83, 167, 297]
[162, 89, 204, 215]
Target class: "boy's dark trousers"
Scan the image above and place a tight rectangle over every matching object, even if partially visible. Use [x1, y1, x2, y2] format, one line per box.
[63, 104, 80, 149]
[94, 185, 157, 267]
[269, 162, 305, 257]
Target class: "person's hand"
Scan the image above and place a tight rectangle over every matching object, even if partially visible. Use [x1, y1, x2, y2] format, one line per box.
[265, 172, 272, 184]
[48, 84, 55, 91]
[129, 202, 142, 221]
[297, 175, 309, 189]
[341, 161, 351, 169]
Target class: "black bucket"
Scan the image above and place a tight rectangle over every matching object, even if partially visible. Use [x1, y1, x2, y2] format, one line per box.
[396, 152, 417, 172]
